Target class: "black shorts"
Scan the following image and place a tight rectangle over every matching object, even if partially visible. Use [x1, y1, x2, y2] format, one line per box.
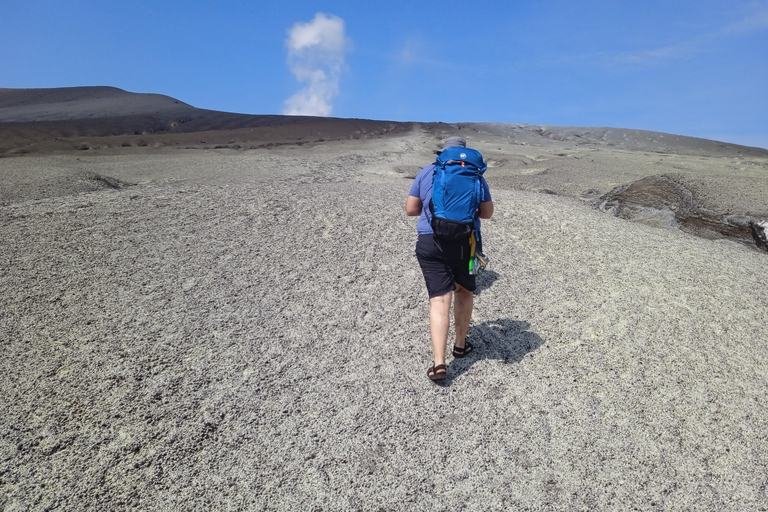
[415, 234, 476, 299]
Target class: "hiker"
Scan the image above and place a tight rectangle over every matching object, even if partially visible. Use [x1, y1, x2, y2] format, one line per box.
[405, 136, 493, 381]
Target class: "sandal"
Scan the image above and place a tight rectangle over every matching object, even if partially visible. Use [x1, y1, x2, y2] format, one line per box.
[427, 363, 447, 381]
[452, 341, 474, 358]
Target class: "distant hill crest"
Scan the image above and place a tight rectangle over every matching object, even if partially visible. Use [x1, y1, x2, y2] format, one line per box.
[0, 87, 192, 123]
[1, 86, 766, 158]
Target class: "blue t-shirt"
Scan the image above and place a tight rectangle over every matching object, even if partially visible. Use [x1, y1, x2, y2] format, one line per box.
[408, 164, 491, 236]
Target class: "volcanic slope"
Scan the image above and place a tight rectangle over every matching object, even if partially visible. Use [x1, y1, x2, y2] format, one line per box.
[1, 86, 767, 249]
[2, 130, 768, 510]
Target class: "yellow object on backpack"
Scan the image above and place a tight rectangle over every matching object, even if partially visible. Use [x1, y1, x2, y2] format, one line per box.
[468, 231, 488, 276]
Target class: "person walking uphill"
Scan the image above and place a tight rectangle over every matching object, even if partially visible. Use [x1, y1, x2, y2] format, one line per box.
[405, 136, 493, 381]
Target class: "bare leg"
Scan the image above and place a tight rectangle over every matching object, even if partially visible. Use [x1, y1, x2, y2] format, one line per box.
[453, 284, 474, 349]
[428, 291, 452, 369]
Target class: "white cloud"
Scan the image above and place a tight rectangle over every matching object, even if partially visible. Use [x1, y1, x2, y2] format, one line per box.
[283, 13, 350, 116]
[606, 38, 704, 65]
[596, 2, 768, 66]
[721, 1, 768, 34]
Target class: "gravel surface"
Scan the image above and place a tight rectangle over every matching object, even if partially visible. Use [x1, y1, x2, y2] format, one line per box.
[2, 136, 768, 510]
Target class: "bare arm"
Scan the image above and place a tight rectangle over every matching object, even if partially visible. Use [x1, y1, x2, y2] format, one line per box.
[405, 195, 422, 216]
[478, 201, 494, 219]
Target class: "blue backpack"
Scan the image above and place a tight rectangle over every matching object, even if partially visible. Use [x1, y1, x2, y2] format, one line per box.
[429, 146, 487, 241]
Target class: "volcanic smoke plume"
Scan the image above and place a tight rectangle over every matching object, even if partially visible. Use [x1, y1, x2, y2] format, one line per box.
[283, 13, 349, 117]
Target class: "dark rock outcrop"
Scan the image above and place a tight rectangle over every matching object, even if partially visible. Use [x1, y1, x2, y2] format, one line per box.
[595, 175, 765, 250]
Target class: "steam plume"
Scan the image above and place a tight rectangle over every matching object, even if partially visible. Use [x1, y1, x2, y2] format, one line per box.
[283, 13, 349, 116]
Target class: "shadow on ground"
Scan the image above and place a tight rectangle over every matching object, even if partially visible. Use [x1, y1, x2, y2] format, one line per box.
[440, 318, 544, 384]
[474, 269, 499, 295]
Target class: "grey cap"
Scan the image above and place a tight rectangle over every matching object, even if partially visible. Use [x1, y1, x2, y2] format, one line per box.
[443, 136, 466, 148]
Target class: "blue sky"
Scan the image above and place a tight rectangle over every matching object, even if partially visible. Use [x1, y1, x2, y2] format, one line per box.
[2, 0, 767, 148]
